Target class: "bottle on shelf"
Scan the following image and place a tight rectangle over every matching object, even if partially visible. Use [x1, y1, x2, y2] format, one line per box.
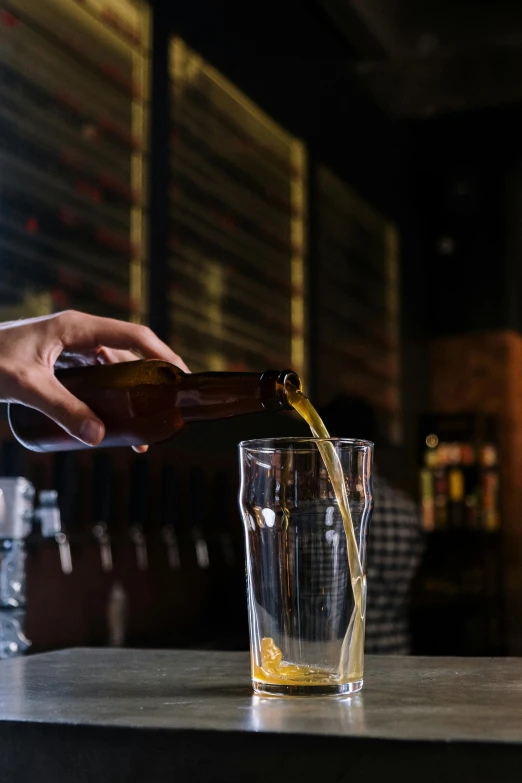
[8, 361, 300, 453]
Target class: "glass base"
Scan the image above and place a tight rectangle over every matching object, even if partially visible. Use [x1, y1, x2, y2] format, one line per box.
[253, 678, 363, 697]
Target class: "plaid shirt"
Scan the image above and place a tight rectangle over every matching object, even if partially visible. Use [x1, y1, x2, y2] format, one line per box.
[365, 473, 424, 654]
[250, 469, 423, 657]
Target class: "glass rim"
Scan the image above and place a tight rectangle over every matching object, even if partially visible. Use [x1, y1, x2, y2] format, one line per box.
[239, 436, 374, 452]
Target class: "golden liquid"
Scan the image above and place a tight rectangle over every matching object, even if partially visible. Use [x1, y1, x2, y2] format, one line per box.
[253, 638, 339, 686]
[253, 386, 365, 687]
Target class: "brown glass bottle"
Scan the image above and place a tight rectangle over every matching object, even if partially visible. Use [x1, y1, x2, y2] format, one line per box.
[8, 360, 301, 453]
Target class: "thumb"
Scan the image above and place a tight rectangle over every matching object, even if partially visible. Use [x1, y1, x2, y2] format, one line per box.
[21, 372, 105, 447]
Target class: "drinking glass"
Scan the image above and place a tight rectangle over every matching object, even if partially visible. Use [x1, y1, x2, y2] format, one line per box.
[239, 437, 373, 697]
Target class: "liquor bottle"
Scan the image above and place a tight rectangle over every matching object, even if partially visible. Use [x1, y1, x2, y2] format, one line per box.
[8, 360, 300, 453]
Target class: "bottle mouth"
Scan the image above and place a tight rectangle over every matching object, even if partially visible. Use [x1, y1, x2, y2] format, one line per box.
[259, 369, 302, 412]
[276, 369, 301, 410]
[279, 370, 301, 393]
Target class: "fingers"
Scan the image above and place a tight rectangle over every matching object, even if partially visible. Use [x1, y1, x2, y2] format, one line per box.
[98, 349, 149, 452]
[55, 348, 140, 369]
[95, 347, 140, 365]
[19, 371, 105, 447]
[55, 311, 190, 372]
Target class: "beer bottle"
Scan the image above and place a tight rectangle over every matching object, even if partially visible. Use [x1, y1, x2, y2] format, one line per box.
[8, 360, 300, 452]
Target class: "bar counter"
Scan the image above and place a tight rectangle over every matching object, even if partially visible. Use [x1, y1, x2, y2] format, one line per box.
[0, 648, 520, 782]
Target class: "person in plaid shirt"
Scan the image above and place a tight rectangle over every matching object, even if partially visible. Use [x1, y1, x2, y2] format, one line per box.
[319, 396, 424, 654]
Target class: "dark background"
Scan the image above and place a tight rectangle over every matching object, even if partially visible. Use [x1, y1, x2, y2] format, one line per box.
[4, 0, 522, 657]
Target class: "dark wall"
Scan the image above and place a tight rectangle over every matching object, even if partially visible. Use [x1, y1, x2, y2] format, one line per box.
[409, 105, 522, 338]
[155, 0, 407, 213]
[150, 0, 429, 491]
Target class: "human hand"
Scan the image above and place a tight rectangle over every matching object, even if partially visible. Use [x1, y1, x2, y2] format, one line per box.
[0, 310, 188, 452]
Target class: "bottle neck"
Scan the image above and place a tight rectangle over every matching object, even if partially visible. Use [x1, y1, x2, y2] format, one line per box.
[176, 370, 300, 423]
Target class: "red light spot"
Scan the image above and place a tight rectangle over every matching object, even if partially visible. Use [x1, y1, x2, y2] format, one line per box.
[75, 180, 102, 203]
[59, 209, 79, 227]
[96, 228, 131, 254]
[58, 271, 81, 290]
[82, 124, 98, 142]
[99, 173, 132, 200]
[57, 91, 81, 112]
[221, 216, 236, 230]
[61, 150, 81, 168]
[98, 117, 138, 149]
[99, 287, 131, 309]
[51, 289, 70, 307]
[26, 217, 38, 234]
[0, 10, 19, 27]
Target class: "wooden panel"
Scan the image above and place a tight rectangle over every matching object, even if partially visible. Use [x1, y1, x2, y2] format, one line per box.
[168, 37, 306, 376]
[0, 0, 150, 322]
[317, 167, 401, 443]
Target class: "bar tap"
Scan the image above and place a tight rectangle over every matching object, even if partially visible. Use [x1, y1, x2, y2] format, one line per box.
[92, 453, 113, 572]
[129, 457, 148, 571]
[52, 454, 75, 575]
[161, 464, 180, 571]
[189, 468, 209, 570]
[38, 489, 72, 575]
[0, 477, 69, 658]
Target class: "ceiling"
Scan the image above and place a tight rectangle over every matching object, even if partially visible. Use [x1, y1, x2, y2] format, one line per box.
[320, 0, 522, 117]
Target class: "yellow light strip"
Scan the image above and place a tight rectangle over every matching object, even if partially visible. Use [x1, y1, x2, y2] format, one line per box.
[171, 37, 293, 146]
[130, 0, 150, 325]
[290, 140, 307, 380]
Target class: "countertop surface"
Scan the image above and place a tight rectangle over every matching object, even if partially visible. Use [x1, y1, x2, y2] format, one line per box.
[0, 648, 520, 782]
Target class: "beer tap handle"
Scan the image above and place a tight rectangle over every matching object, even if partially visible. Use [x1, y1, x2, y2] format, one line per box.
[55, 532, 73, 575]
[37, 490, 61, 538]
[93, 523, 113, 573]
[92, 454, 113, 572]
[129, 457, 148, 571]
[36, 490, 72, 575]
[161, 465, 180, 570]
[130, 525, 148, 571]
[162, 525, 180, 570]
[53, 453, 78, 574]
[189, 468, 209, 570]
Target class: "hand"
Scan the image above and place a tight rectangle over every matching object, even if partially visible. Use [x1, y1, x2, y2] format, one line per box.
[0, 310, 189, 452]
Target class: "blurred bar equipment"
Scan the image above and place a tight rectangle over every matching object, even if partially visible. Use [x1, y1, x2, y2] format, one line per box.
[161, 464, 181, 571]
[0, 477, 69, 658]
[189, 468, 209, 570]
[92, 454, 114, 573]
[129, 457, 149, 572]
